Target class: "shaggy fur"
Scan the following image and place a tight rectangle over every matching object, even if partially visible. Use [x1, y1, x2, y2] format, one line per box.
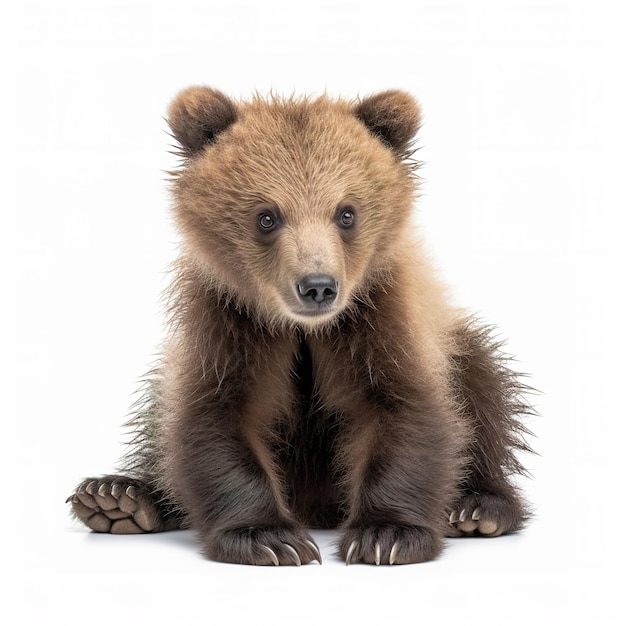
[68, 88, 535, 566]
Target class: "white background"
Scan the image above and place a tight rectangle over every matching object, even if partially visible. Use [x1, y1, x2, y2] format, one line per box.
[5, 1, 625, 624]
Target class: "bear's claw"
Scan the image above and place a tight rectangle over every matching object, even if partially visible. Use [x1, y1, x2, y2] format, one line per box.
[388, 541, 400, 565]
[281, 543, 302, 566]
[209, 526, 322, 566]
[448, 506, 497, 534]
[345, 538, 410, 566]
[446, 493, 524, 537]
[305, 540, 323, 565]
[261, 541, 318, 566]
[345, 540, 358, 566]
[261, 545, 280, 566]
[340, 524, 440, 565]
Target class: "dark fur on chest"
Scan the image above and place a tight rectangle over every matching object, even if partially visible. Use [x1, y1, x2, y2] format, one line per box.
[275, 334, 343, 528]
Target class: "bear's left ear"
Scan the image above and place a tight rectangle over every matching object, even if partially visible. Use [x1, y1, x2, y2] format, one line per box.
[354, 90, 421, 154]
[167, 86, 238, 156]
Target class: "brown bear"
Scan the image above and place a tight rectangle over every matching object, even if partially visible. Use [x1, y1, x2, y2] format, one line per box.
[68, 87, 535, 566]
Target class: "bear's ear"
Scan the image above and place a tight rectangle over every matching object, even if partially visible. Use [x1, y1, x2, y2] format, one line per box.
[167, 86, 238, 156]
[354, 90, 421, 154]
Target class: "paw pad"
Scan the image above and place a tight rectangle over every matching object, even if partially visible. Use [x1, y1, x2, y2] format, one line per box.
[68, 477, 162, 534]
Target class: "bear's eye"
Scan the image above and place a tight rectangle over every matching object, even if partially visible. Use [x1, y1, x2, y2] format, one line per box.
[338, 207, 356, 228]
[258, 212, 277, 231]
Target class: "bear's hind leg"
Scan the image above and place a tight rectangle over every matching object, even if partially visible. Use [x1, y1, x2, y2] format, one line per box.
[447, 317, 536, 538]
[68, 475, 181, 534]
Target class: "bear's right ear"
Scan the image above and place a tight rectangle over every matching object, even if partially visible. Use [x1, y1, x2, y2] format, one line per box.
[167, 86, 238, 156]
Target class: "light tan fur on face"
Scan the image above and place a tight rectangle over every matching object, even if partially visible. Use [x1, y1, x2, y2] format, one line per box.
[170, 92, 418, 331]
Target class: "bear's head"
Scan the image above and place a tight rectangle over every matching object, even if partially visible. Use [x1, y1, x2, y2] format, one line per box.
[168, 87, 421, 331]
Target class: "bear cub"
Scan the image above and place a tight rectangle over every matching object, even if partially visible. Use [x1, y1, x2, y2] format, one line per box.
[68, 87, 534, 566]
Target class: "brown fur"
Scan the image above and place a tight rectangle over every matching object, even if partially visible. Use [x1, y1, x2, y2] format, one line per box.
[68, 88, 535, 565]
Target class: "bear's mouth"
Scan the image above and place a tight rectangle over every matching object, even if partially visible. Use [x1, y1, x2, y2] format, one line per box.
[292, 303, 338, 318]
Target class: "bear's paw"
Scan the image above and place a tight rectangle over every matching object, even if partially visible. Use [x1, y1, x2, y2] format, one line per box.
[446, 492, 527, 537]
[207, 526, 322, 566]
[68, 475, 164, 534]
[338, 524, 442, 565]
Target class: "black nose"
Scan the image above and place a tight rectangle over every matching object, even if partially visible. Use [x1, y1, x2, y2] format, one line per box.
[297, 274, 338, 306]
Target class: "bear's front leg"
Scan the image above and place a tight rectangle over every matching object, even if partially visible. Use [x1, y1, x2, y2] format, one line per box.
[163, 333, 321, 566]
[337, 396, 467, 565]
[311, 336, 468, 566]
[336, 400, 466, 565]
[167, 398, 322, 566]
